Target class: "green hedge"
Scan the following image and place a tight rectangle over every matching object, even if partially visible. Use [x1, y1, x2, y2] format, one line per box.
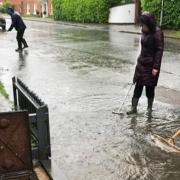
[0, 81, 9, 99]
[141, 0, 180, 29]
[52, 0, 110, 23]
[52, 0, 135, 23]
[110, 0, 132, 7]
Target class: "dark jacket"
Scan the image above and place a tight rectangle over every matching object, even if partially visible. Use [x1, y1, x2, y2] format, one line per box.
[133, 13, 164, 87]
[8, 12, 26, 32]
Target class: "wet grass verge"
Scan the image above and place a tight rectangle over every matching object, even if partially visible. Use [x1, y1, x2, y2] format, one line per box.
[164, 30, 180, 39]
[0, 81, 9, 99]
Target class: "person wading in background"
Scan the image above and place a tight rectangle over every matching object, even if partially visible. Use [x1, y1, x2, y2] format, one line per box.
[7, 7, 28, 52]
[127, 12, 164, 116]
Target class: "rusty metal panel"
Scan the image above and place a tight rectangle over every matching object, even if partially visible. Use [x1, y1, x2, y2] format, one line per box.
[0, 111, 33, 178]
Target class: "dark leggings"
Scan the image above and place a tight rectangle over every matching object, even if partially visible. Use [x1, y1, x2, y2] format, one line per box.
[16, 29, 28, 49]
[133, 84, 155, 99]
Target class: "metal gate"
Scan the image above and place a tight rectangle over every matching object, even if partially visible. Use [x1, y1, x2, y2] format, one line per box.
[12, 77, 51, 159]
[0, 111, 36, 179]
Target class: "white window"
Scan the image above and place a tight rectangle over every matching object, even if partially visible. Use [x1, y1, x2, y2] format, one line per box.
[34, 3, 37, 15]
[27, 3, 30, 15]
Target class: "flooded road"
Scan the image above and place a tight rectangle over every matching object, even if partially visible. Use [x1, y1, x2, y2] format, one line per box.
[0, 20, 180, 180]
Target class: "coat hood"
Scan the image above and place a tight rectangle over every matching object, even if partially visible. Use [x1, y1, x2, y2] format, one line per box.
[7, 7, 14, 16]
[140, 11, 157, 32]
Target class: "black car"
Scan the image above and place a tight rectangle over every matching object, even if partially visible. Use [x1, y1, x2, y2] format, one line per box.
[0, 15, 6, 31]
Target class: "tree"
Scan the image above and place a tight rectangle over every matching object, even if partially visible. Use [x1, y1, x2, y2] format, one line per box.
[141, 0, 180, 29]
[0, 1, 13, 13]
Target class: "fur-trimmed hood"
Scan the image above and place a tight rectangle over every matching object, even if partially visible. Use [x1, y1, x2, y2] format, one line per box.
[140, 11, 157, 32]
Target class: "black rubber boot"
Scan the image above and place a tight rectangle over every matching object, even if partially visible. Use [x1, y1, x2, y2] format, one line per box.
[127, 98, 139, 115]
[22, 38, 28, 49]
[146, 98, 154, 116]
[15, 48, 22, 52]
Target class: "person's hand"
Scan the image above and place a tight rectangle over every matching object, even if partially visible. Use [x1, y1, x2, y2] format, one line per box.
[152, 69, 159, 76]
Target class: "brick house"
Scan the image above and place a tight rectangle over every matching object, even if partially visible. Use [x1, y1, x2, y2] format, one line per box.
[2, 0, 52, 16]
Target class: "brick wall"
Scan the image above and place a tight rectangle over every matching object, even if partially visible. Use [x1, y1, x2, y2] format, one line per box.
[3, 0, 52, 16]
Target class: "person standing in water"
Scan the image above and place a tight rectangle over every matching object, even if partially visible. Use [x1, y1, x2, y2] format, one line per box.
[127, 12, 164, 116]
[7, 7, 28, 52]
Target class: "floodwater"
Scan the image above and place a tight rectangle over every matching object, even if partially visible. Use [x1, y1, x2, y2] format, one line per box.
[0, 20, 180, 180]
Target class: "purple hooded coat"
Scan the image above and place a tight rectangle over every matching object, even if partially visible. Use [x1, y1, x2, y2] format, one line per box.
[133, 12, 164, 86]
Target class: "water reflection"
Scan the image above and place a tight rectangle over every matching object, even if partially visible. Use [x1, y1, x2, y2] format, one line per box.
[18, 50, 28, 70]
[129, 114, 152, 136]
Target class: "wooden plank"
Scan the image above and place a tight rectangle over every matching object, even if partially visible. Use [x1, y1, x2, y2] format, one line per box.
[34, 166, 50, 180]
[154, 134, 180, 152]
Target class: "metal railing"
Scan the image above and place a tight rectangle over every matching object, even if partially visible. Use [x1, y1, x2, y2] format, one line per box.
[12, 77, 51, 161]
